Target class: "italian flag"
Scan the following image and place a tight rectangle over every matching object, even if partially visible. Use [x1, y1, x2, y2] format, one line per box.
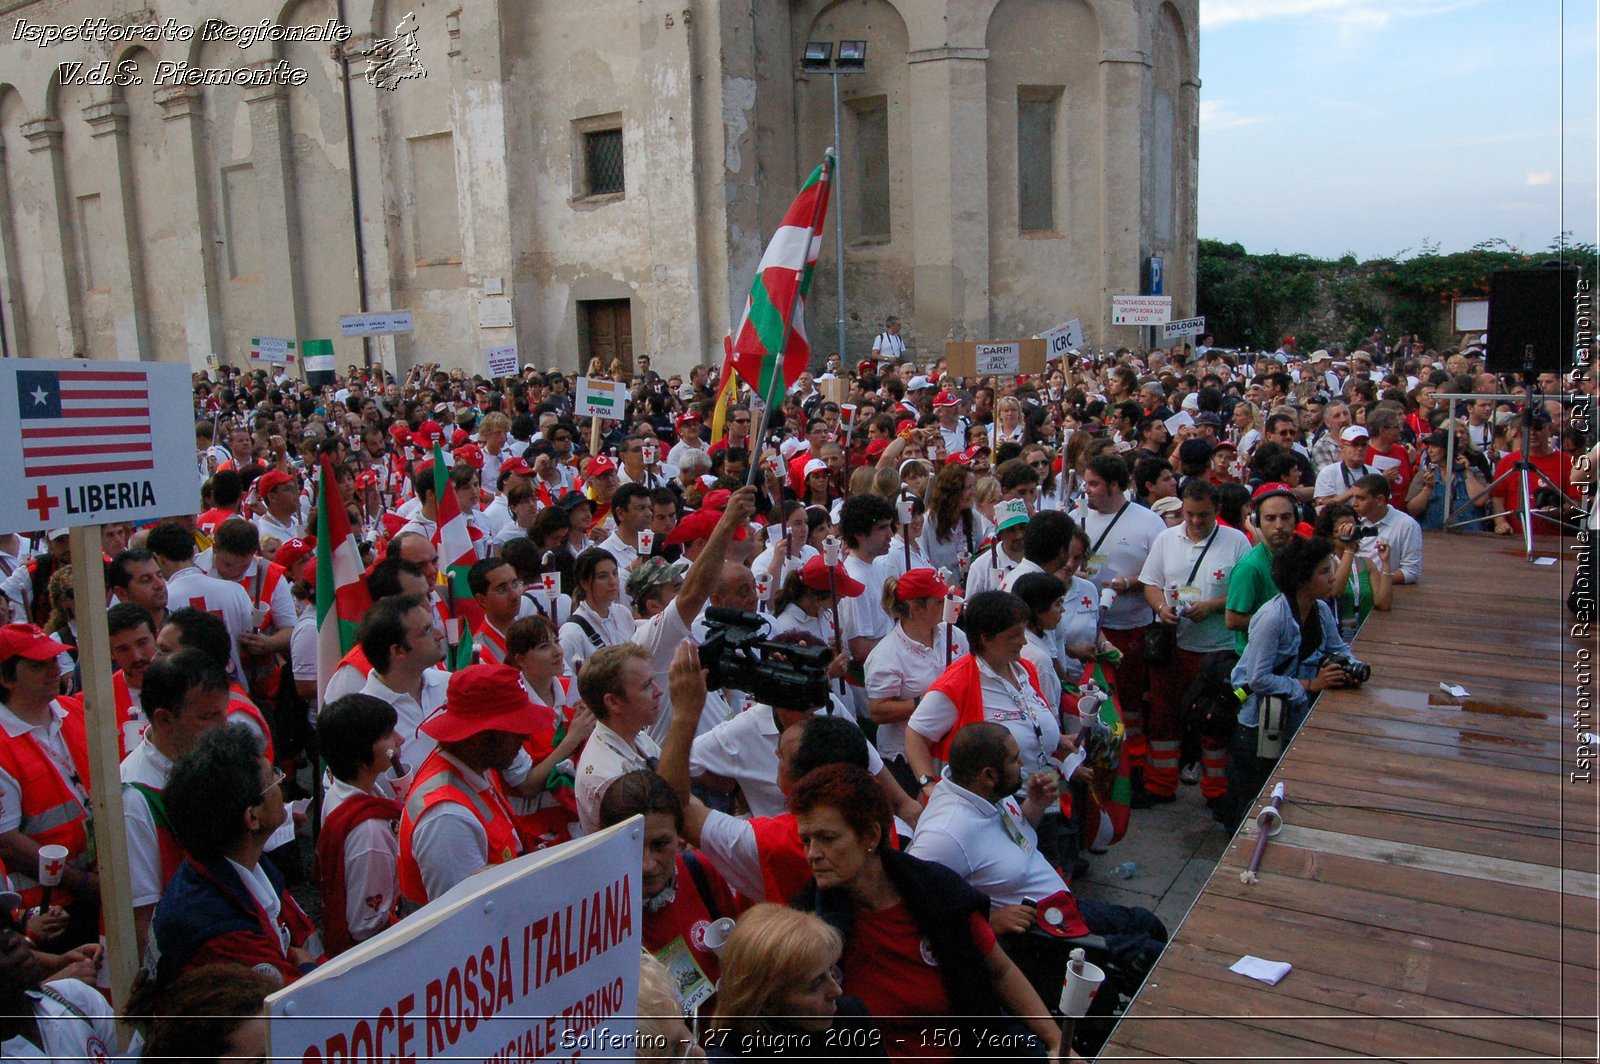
[315, 456, 370, 701]
[432, 441, 479, 670]
[729, 151, 834, 408]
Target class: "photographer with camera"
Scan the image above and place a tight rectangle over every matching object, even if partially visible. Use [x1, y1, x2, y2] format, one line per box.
[1223, 536, 1368, 832]
[1349, 474, 1423, 585]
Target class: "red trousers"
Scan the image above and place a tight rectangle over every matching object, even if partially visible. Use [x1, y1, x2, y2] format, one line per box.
[1103, 626, 1149, 772]
[1145, 645, 1229, 798]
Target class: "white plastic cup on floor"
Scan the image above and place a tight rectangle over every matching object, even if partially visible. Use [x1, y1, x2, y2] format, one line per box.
[1059, 958, 1106, 1019]
[701, 916, 736, 954]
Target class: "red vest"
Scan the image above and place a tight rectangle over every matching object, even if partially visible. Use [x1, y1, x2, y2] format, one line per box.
[0, 702, 92, 906]
[397, 751, 521, 906]
[227, 684, 277, 764]
[508, 680, 579, 851]
[336, 644, 374, 678]
[924, 654, 1046, 759]
[472, 620, 510, 665]
[749, 813, 812, 903]
[317, 791, 403, 956]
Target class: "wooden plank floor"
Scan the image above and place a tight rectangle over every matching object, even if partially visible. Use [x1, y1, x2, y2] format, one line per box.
[1102, 533, 1599, 1062]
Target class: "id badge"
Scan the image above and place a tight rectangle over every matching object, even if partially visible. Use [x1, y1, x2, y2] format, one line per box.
[656, 936, 716, 1012]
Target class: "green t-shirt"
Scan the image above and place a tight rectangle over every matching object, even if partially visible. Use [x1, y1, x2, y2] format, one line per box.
[1336, 564, 1374, 629]
[1225, 542, 1278, 654]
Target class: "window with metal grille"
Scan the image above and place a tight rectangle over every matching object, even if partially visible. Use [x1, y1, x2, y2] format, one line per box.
[584, 128, 625, 197]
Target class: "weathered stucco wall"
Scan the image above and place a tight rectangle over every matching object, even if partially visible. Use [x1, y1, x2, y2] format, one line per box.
[0, 0, 1197, 375]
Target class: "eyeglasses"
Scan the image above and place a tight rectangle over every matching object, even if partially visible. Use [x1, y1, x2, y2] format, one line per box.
[1029, 459, 1050, 469]
[259, 767, 286, 801]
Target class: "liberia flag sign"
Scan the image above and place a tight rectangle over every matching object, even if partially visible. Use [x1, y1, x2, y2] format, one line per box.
[0, 359, 196, 531]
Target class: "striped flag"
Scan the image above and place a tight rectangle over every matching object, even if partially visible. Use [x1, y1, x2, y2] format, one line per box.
[432, 441, 479, 670]
[729, 151, 834, 408]
[710, 337, 740, 445]
[17, 368, 153, 477]
[315, 456, 370, 701]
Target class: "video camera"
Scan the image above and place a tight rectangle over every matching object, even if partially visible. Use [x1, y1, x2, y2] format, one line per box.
[699, 607, 832, 711]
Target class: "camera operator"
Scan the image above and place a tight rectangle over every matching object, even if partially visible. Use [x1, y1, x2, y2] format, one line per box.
[1223, 536, 1368, 831]
[1349, 474, 1423, 585]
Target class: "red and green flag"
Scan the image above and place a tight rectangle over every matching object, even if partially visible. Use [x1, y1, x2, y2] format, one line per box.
[315, 456, 370, 701]
[729, 150, 834, 408]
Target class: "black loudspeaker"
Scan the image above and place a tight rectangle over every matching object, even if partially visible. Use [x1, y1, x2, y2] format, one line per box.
[1486, 265, 1581, 375]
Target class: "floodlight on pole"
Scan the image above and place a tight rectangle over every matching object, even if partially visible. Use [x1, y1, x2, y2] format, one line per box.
[800, 40, 867, 372]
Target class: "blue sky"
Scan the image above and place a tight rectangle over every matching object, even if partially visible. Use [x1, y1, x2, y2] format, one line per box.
[1198, 0, 1598, 260]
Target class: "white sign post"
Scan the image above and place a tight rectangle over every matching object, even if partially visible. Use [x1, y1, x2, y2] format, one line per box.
[575, 377, 629, 421]
[1162, 316, 1206, 340]
[1111, 296, 1173, 326]
[485, 344, 520, 378]
[340, 310, 415, 337]
[268, 821, 643, 1063]
[975, 342, 1022, 375]
[1039, 317, 1085, 359]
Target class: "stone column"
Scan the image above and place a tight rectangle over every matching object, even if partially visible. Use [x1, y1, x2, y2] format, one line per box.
[905, 46, 990, 343]
[82, 100, 150, 361]
[154, 85, 224, 366]
[242, 70, 304, 343]
[19, 117, 85, 357]
[1098, 46, 1150, 345]
[0, 133, 32, 358]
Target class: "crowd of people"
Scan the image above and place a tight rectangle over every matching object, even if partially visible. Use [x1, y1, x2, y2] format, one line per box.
[0, 327, 1591, 1060]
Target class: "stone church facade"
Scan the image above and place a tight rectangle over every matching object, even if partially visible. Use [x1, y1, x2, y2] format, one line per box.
[0, 0, 1197, 375]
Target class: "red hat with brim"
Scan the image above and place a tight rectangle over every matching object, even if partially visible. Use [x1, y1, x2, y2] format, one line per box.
[453, 443, 485, 470]
[499, 457, 533, 478]
[415, 420, 444, 446]
[584, 456, 618, 478]
[893, 568, 949, 601]
[1252, 481, 1298, 506]
[388, 423, 411, 445]
[800, 556, 864, 597]
[0, 623, 71, 662]
[664, 508, 747, 546]
[273, 537, 316, 571]
[864, 439, 890, 459]
[701, 488, 732, 511]
[932, 391, 961, 408]
[422, 664, 541, 743]
[257, 469, 295, 496]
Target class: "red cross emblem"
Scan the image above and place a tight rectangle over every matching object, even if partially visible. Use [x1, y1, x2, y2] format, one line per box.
[1213, 568, 1226, 581]
[26, 484, 59, 523]
[1081, 596, 1094, 609]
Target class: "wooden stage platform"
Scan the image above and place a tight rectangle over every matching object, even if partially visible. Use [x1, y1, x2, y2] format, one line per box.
[1102, 532, 1599, 1062]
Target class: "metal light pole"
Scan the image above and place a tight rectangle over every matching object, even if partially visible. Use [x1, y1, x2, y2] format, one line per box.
[803, 40, 866, 368]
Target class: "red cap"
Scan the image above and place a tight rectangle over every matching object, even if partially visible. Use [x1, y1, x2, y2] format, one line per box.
[701, 488, 732, 512]
[499, 456, 533, 478]
[856, 360, 876, 377]
[273, 536, 316, 571]
[864, 439, 890, 459]
[895, 419, 917, 437]
[257, 469, 295, 496]
[945, 446, 983, 466]
[893, 568, 949, 601]
[665, 508, 717, 546]
[354, 469, 379, 490]
[800, 556, 864, 597]
[415, 420, 444, 445]
[422, 665, 540, 743]
[0, 623, 71, 663]
[932, 391, 961, 408]
[451, 428, 470, 447]
[453, 443, 485, 470]
[388, 423, 411, 444]
[675, 411, 702, 427]
[1252, 481, 1298, 504]
[584, 456, 618, 478]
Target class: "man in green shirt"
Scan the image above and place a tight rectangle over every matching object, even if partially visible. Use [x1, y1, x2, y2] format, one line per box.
[1224, 485, 1301, 655]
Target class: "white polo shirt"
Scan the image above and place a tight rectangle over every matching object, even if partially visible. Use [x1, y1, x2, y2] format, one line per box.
[1138, 522, 1251, 653]
[120, 737, 175, 907]
[1072, 501, 1166, 630]
[360, 667, 451, 785]
[771, 602, 837, 645]
[864, 622, 968, 759]
[1313, 461, 1376, 501]
[575, 722, 661, 835]
[409, 750, 521, 902]
[165, 565, 254, 679]
[964, 545, 1022, 597]
[558, 600, 635, 674]
[3, 980, 116, 1064]
[1054, 576, 1103, 675]
[907, 773, 1068, 907]
[690, 703, 884, 818]
[838, 554, 892, 642]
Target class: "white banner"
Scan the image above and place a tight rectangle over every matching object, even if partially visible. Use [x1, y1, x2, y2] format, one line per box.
[575, 377, 629, 421]
[250, 337, 297, 365]
[268, 821, 642, 1064]
[1039, 317, 1085, 359]
[975, 342, 1021, 375]
[341, 310, 415, 337]
[1111, 296, 1173, 326]
[1162, 315, 1205, 340]
[0, 360, 198, 530]
[486, 344, 520, 378]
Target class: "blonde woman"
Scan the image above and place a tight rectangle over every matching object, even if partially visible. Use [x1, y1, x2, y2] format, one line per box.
[638, 952, 705, 1063]
[988, 396, 1026, 447]
[1230, 400, 1262, 457]
[974, 475, 1002, 526]
[708, 904, 880, 1057]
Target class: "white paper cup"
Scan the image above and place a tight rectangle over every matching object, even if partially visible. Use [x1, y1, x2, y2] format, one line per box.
[897, 497, 915, 525]
[1059, 958, 1106, 1019]
[37, 844, 68, 888]
[701, 916, 737, 954]
[542, 573, 560, 597]
[754, 575, 772, 600]
[251, 603, 271, 628]
[638, 529, 656, 554]
[643, 446, 658, 465]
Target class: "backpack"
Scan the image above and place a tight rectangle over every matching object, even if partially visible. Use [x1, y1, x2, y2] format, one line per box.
[1180, 650, 1245, 742]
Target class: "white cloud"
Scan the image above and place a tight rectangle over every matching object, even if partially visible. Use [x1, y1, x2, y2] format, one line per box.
[1525, 171, 1554, 185]
[1202, 0, 1484, 30]
[1199, 100, 1265, 132]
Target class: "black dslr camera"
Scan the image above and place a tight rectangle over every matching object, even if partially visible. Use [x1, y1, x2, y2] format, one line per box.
[1332, 656, 1371, 684]
[700, 607, 833, 711]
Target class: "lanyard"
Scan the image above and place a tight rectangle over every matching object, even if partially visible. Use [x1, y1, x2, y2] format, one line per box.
[1184, 528, 1219, 586]
[1088, 502, 1131, 556]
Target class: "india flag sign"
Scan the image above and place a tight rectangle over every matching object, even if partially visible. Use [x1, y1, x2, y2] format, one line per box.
[729, 150, 834, 408]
